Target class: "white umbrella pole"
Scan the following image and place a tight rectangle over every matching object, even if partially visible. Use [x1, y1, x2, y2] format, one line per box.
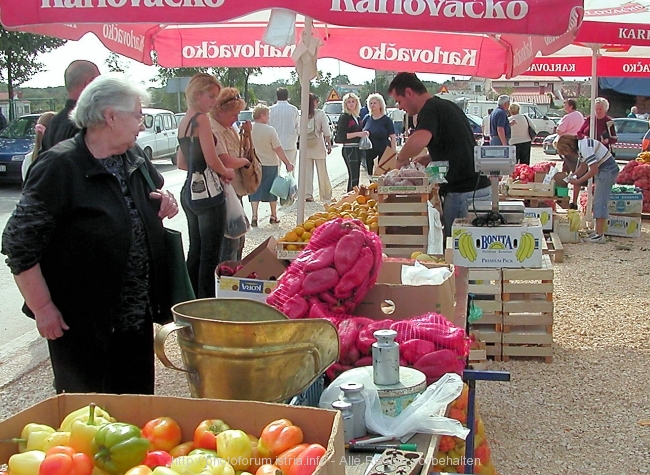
[585, 45, 599, 228]
[296, 18, 314, 226]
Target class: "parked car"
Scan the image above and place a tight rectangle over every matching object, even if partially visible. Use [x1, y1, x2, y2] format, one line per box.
[323, 100, 343, 134]
[174, 112, 185, 125]
[136, 108, 179, 164]
[465, 113, 484, 144]
[543, 117, 650, 160]
[0, 114, 39, 184]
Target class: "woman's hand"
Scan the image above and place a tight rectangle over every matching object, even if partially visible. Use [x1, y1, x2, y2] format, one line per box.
[241, 121, 252, 132]
[34, 301, 68, 340]
[222, 168, 235, 182]
[150, 189, 179, 219]
[285, 162, 295, 173]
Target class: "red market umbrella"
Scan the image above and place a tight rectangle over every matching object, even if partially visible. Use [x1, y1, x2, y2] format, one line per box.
[0, 1, 585, 223]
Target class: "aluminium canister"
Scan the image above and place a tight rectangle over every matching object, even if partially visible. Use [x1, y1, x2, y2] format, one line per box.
[372, 329, 400, 386]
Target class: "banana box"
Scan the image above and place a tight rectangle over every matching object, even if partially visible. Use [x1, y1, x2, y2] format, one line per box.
[604, 214, 642, 238]
[216, 276, 278, 302]
[608, 192, 643, 215]
[452, 218, 544, 268]
[524, 207, 553, 231]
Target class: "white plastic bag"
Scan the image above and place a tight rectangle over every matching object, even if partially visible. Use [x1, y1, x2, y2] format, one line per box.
[427, 203, 444, 255]
[224, 183, 250, 239]
[401, 261, 452, 286]
[280, 175, 298, 207]
[319, 368, 469, 440]
[359, 136, 373, 150]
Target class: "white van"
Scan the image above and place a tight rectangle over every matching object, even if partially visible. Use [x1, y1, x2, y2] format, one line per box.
[456, 99, 556, 138]
[136, 108, 179, 164]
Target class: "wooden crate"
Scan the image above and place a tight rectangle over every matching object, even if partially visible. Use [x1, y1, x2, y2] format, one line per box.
[378, 193, 429, 257]
[468, 341, 488, 369]
[469, 326, 502, 362]
[508, 182, 554, 198]
[276, 241, 309, 260]
[377, 176, 429, 194]
[468, 268, 502, 331]
[502, 325, 553, 363]
[541, 232, 564, 263]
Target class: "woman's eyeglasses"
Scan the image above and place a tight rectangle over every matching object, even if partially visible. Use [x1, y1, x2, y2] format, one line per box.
[221, 94, 241, 106]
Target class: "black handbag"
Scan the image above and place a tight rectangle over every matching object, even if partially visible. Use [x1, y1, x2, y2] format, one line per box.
[139, 164, 196, 315]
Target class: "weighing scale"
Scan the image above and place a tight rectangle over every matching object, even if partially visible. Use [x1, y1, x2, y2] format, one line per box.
[472, 145, 524, 225]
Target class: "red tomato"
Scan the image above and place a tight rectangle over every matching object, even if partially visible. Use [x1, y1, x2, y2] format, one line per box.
[169, 441, 195, 458]
[256, 464, 283, 475]
[275, 444, 310, 475]
[39, 451, 93, 475]
[288, 444, 326, 475]
[142, 417, 183, 452]
[193, 419, 230, 450]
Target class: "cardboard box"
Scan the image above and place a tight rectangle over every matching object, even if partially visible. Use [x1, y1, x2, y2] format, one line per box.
[452, 218, 544, 268]
[524, 207, 553, 231]
[277, 241, 309, 260]
[217, 276, 278, 302]
[0, 394, 344, 475]
[354, 260, 456, 323]
[233, 236, 288, 280]
[374, 146, 398, 175]
[377, 176, 429, 194]
[604, 214, 642, 238]
[608, 191, 643, 215]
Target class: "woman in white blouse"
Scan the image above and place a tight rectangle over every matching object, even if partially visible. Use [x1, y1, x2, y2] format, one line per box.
[304, 93, 333, 202]
[508, 102, 536, 165]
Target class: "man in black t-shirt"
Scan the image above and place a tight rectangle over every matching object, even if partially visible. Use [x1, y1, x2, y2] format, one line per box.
[388, 72, 491, 237]
[40, 60, 100, 154]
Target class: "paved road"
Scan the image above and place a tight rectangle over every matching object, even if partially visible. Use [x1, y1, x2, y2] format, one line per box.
[0, 147, 350, 387]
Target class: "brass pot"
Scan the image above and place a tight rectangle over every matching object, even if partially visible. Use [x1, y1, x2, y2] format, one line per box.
[155, 298, 339, 402]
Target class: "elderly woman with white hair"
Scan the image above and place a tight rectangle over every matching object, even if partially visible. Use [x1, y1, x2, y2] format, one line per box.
[1, 75, 179, 395]
[362, 93, 396, 175]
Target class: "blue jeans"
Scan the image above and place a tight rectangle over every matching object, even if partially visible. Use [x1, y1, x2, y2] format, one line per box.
[442, 186, 492, 238]
[490, 136, 507, 145]
[181, 185, 227, 298]
[593, 158, 619, 219]
[342, 146, 361, 192]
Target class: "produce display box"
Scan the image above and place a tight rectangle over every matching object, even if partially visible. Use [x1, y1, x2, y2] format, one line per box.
[541, 232, 564, 263]
[524, 206, 553, 231]
[604, 213, 642, 238]
[451, 218, 544, 269]
[276, 241, 309, 260]
[609, 191, 643, 215]
[502, 325, 553, 363]
[378, 193, 429, 258]
[507, 182, 555, 198]
[376, 176, 430, 194]
[216, 276, 278, 302]
[553, 219, 580, 244]
[0, 394, 345, 475]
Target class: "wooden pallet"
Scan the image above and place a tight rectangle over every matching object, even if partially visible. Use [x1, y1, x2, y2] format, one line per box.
[378, 193, 429, 257]
[502, 325, 553, 363]
[541, 232, 564, 263]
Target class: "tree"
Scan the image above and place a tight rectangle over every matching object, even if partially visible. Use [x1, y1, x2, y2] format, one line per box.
[216, 67, 261, 106]
[0, 27, 66, 119]
[105, 53, 129, 74]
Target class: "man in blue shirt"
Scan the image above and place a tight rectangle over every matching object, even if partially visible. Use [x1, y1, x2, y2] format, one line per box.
[490, 95, 511, 145]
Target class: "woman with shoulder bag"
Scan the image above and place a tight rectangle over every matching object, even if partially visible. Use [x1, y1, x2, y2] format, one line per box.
[210, 87, 253, 262]
[177, 73, 235, 299]
[335, 92, 368, 192]
[508, 102, 534, 165]
[305, 93, 333, 202]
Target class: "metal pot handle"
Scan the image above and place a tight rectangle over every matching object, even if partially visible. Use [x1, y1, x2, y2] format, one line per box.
[154, 321, 191, 374]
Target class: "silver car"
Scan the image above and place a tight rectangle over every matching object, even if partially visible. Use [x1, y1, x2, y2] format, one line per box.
[136, 108, 179, 164]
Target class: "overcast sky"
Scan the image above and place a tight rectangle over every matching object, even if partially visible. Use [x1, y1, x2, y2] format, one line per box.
[22, 34, 454, 89]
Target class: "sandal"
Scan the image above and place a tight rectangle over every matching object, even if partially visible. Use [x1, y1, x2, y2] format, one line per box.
[251, 216, 258, 227]
[270, 216, 280, 224]
[306, 197, 314, 202]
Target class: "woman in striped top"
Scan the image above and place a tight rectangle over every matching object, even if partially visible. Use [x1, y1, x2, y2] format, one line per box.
[555, 134, 619, 243]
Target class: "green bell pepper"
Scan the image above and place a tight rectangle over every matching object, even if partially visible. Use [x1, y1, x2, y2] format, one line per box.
[91, 422, 150, 474]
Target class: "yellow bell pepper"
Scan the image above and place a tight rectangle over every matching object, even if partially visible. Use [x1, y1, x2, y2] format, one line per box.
[170, 453, 213, 474]
[59, 404, 115, 432]
[10, 423, 56, 453]
[69, 403, 104, 458]
[42, 431, 71, 452]
[152, 468, 178, 475]
[207, 457, 236, 475]
[7, 450, 46, 475]
[216, 430, 253, 471]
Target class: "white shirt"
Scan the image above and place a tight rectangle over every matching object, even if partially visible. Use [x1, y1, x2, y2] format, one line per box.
[251, 122, 282, 166]
[481, 114, 490, 137]
[508, 113, 533, 145]
[269, 100, 299, 151]
[578, 137, 612, 167]
[556, 110, 584, 135]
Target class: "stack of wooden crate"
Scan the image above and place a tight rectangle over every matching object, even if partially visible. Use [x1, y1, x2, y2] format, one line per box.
[377, 190, 429, 258]
[468, 268, 503, 366]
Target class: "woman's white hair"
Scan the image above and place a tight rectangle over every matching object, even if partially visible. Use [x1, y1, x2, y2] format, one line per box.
[366, 93, 387, 115]
[594, 97, 610, 111]
[71, 74, 150, 129]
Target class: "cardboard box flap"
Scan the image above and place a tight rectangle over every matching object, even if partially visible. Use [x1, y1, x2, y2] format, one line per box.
[374, 146, 398, 175]
[234, 236, 288, 280]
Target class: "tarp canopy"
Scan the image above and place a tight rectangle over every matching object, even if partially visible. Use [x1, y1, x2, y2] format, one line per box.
[598, 77, 650, 97]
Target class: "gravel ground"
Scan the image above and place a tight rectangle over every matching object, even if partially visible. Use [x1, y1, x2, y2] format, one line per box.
[2, 161, 650, 474]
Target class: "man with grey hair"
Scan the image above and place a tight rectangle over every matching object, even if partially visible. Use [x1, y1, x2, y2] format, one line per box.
[41, 60, 101, 152]
[489, 94, 511, 145]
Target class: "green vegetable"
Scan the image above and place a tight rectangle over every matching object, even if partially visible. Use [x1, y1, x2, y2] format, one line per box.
[91, 423, 150, 474]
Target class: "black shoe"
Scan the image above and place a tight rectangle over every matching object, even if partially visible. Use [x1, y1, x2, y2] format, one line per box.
[569, 203, 578, 210]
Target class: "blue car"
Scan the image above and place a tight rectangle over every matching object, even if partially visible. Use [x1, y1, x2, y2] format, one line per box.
[0, 114, 39, 184]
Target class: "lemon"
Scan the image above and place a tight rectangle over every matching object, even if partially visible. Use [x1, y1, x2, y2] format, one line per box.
[356, 195, 367, 204]
[302, 232, 312, 241]
[284, 231, 299, 242]
[293, 226, 305, 237]
[287, 244, 299, 251]
[411, 251, 424, 259]
[303, 220, 316, 231]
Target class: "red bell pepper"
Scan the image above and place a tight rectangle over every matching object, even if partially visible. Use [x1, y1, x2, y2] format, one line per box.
[274, 443, 309, 475]
[141, 417, 182, 452]
[288, 444, 326, 475]
[39, 446, 93, 475]
[193, 419, 230, 450]
[257, 420, 304, 460]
